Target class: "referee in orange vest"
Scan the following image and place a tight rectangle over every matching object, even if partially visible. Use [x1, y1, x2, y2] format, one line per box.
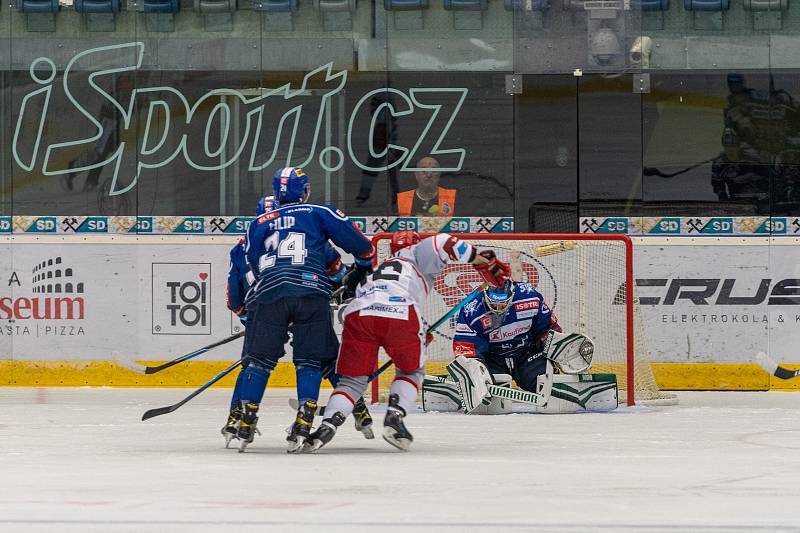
[396, 156, 457, 216]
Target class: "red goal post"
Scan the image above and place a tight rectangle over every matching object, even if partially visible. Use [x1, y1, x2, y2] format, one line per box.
[368, 233, 643, 406]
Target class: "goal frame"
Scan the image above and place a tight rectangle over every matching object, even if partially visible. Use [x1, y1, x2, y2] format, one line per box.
[369, 232, 636, 406]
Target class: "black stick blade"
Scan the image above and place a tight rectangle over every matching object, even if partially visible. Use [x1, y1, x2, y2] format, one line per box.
[775, 366, 800, 380]
[142, 405, 178, 421]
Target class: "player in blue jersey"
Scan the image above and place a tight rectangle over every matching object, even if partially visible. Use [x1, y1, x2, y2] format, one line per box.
[221, 195, 373, 447]
[238, 167, 375, 452]
[450, 280, 562, 412]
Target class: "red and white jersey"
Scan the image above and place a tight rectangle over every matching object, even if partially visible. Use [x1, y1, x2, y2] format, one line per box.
[344, 233, 475, 320]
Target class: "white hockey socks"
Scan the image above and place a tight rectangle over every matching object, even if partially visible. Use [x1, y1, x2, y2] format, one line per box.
[326, 391, 356, 418]
[389, 377, 418, 414]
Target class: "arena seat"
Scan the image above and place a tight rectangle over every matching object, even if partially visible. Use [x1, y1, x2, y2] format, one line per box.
[16, 0, 58, 12]
[74, 0, 120, 12]
[683, 0, 728, 10]
[254, 0, 298, 11]
[75, 0, 120, 31]
[16, 0, 58, 31]
[313, 0, 356, 30]
[142, 0, 179, 12]
[384, 0, 427, 29]
[742, 0, 786, 9]
[444, 0, 487, 10]
[197, 0, 236, 12]
[384, 0, 428, 9]
[196, 0, 236, 31]
[742, 0, 786, 28]
[254, 0, 297, 31]
[632, 0, 668, 9]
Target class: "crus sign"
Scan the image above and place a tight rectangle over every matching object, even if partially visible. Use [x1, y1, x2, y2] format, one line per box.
[13, 42, 468, 196]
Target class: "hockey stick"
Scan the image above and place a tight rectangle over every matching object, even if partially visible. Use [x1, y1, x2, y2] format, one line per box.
[756, 352, 800, 380]
[141, 359, 244, 421]
[125, 331, 245, 375]
[425, 374, 546, 407]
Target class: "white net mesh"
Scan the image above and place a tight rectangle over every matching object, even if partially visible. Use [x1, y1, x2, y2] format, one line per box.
[368, 234, 676, 406]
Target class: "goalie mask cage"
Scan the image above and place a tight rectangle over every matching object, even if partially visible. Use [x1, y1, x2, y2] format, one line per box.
[368, 233, 676, 407]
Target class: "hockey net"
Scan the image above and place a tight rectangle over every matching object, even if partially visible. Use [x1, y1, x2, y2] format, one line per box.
[366, 233, 676, 406]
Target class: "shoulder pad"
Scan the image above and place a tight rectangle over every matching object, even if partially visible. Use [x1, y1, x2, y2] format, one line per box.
[462, 297, 485, 318]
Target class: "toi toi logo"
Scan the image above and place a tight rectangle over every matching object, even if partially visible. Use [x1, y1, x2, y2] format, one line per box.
[166, 275, 207, 327]
[152, 264, 211, 335]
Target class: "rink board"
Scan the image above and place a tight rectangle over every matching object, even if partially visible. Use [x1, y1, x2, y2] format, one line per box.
[3, 360, 800, 391]
[1, 235, 800, 391]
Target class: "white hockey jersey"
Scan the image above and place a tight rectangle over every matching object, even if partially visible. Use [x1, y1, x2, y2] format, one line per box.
[344, 233, 475, 320]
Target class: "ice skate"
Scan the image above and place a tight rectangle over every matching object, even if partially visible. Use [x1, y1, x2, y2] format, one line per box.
[286, 400, 316, 453]
[237, 402, 260, 453]
[302, 412, 346, 453]
[382, 394, 413, 451]
[352, 397, 374, 439]
[221, 402, 243, 448]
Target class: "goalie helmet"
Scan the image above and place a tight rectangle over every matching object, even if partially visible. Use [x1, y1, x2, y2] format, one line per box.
[272, 167, 310, 204]
[390, 230, 420, 255]
[484, 279, 514, 315]
[255, 195, 278, 216]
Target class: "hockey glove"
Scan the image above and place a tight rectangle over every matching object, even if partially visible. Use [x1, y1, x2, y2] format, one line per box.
[341, 263, 373, 301]
[474, 250, 511, 288]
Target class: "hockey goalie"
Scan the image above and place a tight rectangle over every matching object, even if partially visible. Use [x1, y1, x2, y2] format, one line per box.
[423, 280, 618, 415]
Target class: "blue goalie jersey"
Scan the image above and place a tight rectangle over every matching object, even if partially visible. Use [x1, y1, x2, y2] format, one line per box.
[453, 281, 561, 360]
[244, 203, 373, 304]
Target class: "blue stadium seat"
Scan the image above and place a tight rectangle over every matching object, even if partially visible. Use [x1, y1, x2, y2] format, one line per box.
[315, 0, 355, 11]
[742, 0, 786, 9]
[444, 0, 487, 9]
[16, 0, 58, 12]
[684, 0, 728, 10]
[75, 0, 121, 12]
[384, 0, 428, 9]
[143, 0, 179, 12]
[504, 0, 549, 10]
[254, 0, 298, 11]
[197, 0, 236, 12]
[632, 0, 668, 9]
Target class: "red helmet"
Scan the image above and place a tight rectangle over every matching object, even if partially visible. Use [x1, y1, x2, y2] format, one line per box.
[390, 230, 420, 254]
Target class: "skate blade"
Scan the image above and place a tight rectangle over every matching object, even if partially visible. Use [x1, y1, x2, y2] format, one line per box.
[238, 440, 253, 453]
[300, 439, 324, 454]
[382, 428, 411, 451]
[357, 425, 375, 440]
[224, 434, 237, 449]
[286, 437, 306, 454]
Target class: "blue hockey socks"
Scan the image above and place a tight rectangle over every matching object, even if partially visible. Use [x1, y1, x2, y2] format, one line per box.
[230, 368, 248, 409]
[296, 364, 323, 403]
[238, 363, 270, 405]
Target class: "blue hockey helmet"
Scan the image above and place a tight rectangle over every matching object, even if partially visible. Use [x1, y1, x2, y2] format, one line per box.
[483, 279, 514, 315]
[255, 195, 279, 216]
[273, 166, 310, 204]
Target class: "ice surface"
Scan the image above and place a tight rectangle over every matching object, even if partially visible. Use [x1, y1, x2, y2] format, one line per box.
[1, 388, 800, 533]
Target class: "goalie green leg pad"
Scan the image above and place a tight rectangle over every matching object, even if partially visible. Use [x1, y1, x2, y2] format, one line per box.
[447, 356, 492, 414]
[535, 374, 618, 414]
[422, 374, 514, 415]
[422, 376, 462, 412]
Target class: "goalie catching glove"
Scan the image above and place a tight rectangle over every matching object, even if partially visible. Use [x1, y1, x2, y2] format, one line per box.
[474, 250, 511, 288]
[544, 331, 595, 374]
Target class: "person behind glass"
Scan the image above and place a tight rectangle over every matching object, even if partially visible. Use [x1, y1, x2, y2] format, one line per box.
[64, 75, 127, 192]
[396, 156, 457, 217]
